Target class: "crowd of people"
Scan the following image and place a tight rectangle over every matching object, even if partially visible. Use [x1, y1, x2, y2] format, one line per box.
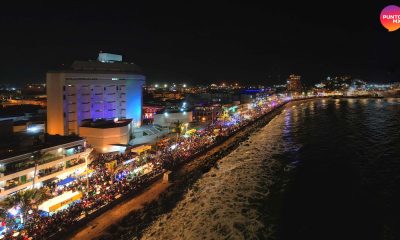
[1, 98, 285, 240]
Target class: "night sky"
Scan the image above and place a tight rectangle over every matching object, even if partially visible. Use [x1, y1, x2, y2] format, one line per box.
[0, 1, 399, 86]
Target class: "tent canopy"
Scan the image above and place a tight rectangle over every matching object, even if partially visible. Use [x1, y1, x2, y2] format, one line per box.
[57, 177, 76, 186]
[38, 191, 82, 212]
[131, 145, 151, 154]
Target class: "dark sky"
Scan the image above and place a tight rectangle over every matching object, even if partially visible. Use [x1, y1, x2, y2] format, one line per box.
[0, 1, 399, 86]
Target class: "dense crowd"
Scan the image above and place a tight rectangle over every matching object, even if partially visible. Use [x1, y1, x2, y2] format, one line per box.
[2, 98, 285, 240]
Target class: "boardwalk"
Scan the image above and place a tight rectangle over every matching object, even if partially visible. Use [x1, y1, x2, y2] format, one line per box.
[68, 103, 287, 240]
[70, 179, 170, 240]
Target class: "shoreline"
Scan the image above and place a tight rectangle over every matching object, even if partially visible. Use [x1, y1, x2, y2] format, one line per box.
[64, 98, 317, 240]
[82, 100, 292, 240]
[330, 95, 400, 99]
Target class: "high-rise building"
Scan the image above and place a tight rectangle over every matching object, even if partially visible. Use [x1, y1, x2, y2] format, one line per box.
[47, 53, 145, 137]
[287, 74, 302, 93]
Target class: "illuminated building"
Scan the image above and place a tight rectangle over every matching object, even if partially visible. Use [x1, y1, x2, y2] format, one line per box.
[46, 53, 145, 136]
[142, 105, 165, 124]
[193, 104, 221, 123]
[287, 74, 302, 93]
[0, 134, 92, 198]
[153, 109, 193, 127]
[79, 118, 132, 153]
[21, 83, 46, 96]
[5, 98, 46, 107]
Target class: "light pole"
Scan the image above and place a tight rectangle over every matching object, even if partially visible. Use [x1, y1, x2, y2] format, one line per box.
[184, 123, 189, 134]
[211, 107, 215, 124]
[85, 155, 89, 192]
[32, 151, 42, 189]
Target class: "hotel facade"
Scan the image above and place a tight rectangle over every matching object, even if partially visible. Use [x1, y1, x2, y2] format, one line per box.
[46, 53, 145, 152]
[0, 136, 92, 199]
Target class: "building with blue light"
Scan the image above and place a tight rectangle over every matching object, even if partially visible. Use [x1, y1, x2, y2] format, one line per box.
[46, 53, 145, 151]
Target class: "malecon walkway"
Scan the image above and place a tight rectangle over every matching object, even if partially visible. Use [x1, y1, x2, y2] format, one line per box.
[70, 179, 170, 240]
[69, 99, 297, 240]
[1, 95, 305, 240]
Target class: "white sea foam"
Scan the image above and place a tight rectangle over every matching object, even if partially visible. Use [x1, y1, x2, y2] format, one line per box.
[140, 99, 400, 240]
[142, 109, 294, 240]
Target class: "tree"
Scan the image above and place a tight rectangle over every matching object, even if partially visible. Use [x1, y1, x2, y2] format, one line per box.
[105, 160, 118, 184]
[31, 150, 43, 188]
[173, 120, 183, 141]
[0, 189, 48, 228]
[0, 188, 49, 214]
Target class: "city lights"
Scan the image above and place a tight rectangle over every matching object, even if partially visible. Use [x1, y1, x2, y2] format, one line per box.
[2, 3, 399, 239]
[27, 126, 40, 133]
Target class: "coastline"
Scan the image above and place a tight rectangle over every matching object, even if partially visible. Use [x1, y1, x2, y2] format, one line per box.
[63, 98, 318, 240]
[82, 100, 291, 240]
[330, 95, 400, 99]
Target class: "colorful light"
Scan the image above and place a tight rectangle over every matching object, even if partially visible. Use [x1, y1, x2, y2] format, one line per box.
[380, 5, 400, 32]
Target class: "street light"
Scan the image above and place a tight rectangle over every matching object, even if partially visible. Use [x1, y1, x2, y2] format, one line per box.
[85, 154, 89, 193]
[184, 123, 189, 133]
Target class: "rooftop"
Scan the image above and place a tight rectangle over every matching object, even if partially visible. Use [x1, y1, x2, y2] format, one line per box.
[0, 134, 84, 160]
[48, 53, 142, 74]
[156, 108, 193, 114]
[80, 118, 132, 129]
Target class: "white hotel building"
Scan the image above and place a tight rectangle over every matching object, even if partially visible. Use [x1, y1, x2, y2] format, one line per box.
[47, 53, 145, 152]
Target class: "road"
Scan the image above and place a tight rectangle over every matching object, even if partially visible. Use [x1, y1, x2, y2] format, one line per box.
[69, 104, 287, 240]
[69, 179, 170, 240]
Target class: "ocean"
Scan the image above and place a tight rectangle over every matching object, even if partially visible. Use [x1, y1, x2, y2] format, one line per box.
[141, 98, 400, 240]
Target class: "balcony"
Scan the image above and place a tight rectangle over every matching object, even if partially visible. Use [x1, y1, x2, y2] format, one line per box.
[1, 161, 35, 176]
[0, 148, 89, 182]
[4, 177, 33, 190]
[0, 153, 64, 177]
[65, 147, 85, 156]
[0, 181, 34, 197]
[38, 166, 64, 178]
[66, 158, 85, 168]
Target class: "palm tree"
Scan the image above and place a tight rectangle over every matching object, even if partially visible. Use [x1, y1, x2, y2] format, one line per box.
[173, 120, 183, 142]
[0, 188, 49, 214]
[0, 189, 46, 226]
[31, 150, 43, 188]
[106, 160, 118, 184]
